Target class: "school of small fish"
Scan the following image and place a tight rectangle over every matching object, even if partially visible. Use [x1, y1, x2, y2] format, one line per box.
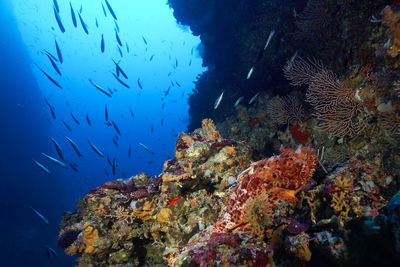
[31, 1, 273, 258]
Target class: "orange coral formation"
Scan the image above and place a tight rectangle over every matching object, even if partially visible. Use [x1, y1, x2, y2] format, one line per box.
[224, 146, 236, 156]
[133, 201, 154, 221]
[333, 176, 353, 192]
[82, 224, 99, 254]
[209, 145, 317, 233]
[331, 192, 350, 217]
[196, 118, 222, 141]
[157, 207, 172, 224]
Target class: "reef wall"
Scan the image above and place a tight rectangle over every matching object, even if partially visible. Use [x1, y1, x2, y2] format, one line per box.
[168, 0, 388, 130]
[59, 1, 400, 266]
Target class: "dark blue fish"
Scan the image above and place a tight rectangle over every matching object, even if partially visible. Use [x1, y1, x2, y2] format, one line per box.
[161, 118, 164, 126]
[107, 155, 112, 167]
[114, 20, 119, 32]
[50, 138, 65, 162]
[70, 112, 80, 125]
[138, 142, 154, 154]
[111, 120, 121, 135]
[44, 50, 58, 62]
[105, 0, 117, 20]
[78, 13, 88, 34]
[45, 54, 62, 76]
[46, 246, 57, 260]
[115, 29, 122, 46]
[95, 18, 99, 28]
[142, 36, 147, 45]
[89, 79, 112, 97]
[130, 109, 134, 118]
[101, 34, 105, 53]
[49, 106, 56, 119]
[117, 46, 123, 57]
[128, 144, 131, 158]
[164, 86, 170, 97]
[188, 59, 192, 66]
[137, 79, 143, 89]
[101, 3, 107, 17]
[162, 103, 165, 109]
[88, 140, 104, 158]
[69, 162, 79, 172]
[191, 47, 193, 55]
[37, 66, 62, 89]
[175, 58, 178, 67]
[112, 158, 116, 175]
[62, 120, 71, 131]
[112, 73, 130, 88]
[79, 5, 82, 13]
[126, 43, 129, 53]
[65, 136, 83, 157]
[55, 40, 63, 63]
[115, 64, 120, 77]
[112, 136, 118, 147]
[149, 54, 154, 61]
[41, 153, 68, 168]
[112, 60, 127, 79]
[32, 160, 51, 175]
[86, 113, 91, 126]
[53, 0, 59, 13]
[151, 124, 154, 133]
[30, 206, 49, 224]
[104, 169, 109, 175]
[53, 7, 65, 33]
[105, 104, 108, 121]
[176, 81, 181, 87]
[70, 2, 77, 27]
[121, 171, 127, 178]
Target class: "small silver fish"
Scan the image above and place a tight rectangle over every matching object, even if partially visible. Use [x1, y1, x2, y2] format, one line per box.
[214, 91, 224, 109]
[46, 246, 57, 259]
[88, 140, 104, 158]
[41, 153, 68, 168]
[64, 136, 83, 156]
[138, 142, 154, 154]
[249, 92, 261, 105]
[50, 138, 65, 162]
[89, 79, 112, 97]
[264, 30, 275, 50]
[246, 66, 254, 80]
[234, 96, 244, 107]
[30, 206, 49, 225]
[33, 159, 51, 174]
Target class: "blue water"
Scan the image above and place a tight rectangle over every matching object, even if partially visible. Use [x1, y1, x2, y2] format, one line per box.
[0, 0, 203, 265]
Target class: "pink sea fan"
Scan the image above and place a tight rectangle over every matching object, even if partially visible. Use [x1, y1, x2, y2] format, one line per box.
[284, 57, 363, 137]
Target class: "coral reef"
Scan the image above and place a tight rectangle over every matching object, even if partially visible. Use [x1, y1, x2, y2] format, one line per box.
[59, 1, 400, 265]
[59, 116, 400, 265]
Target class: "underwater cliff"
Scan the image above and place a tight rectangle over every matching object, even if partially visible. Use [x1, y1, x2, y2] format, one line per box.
[58, 0, 400, 266]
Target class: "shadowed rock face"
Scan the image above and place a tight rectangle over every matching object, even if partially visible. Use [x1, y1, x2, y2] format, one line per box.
[167, 0, 389, 131]
[168, 0, 299, 130]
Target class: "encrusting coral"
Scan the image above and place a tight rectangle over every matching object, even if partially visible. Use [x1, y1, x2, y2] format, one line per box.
[59, 116, 400, 266]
